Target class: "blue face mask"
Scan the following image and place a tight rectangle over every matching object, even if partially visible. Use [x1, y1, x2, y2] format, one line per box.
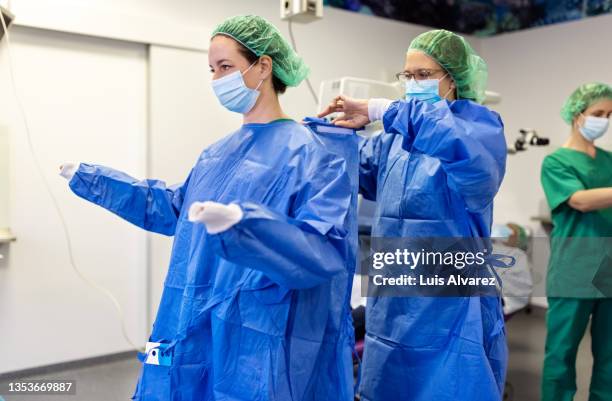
[405, 74, 452, 104]
[212, 61, 263, 114]
[579, 115, 609, 142]
[491, 224, 513, 240]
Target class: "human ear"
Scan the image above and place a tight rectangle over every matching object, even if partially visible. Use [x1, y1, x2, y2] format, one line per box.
[257, 55, 273, 80]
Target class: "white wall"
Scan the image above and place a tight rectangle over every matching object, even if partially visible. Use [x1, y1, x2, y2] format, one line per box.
[0, 26, 148, 373]
[8, 0, 481, 112]
[8, 0, 209, 50]
[0, 124, 9, 229]
[482, 14, 612, 229]
[481, 14, 612, 307]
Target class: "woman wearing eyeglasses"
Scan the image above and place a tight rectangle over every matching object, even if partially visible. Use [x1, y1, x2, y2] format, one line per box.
[319, 29, 508, 401]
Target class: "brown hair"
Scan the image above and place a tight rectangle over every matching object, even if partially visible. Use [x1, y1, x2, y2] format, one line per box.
[236, 43, 287, 95]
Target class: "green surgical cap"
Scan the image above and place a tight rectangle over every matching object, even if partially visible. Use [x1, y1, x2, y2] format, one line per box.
[408, 29, 488, 104]
[212, 15, 309, 87]
[560, 82, 612, 124]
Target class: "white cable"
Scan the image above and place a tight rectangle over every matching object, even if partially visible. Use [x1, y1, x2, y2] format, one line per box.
[0, 11, 143, 352]
[287, 19, 319, 105]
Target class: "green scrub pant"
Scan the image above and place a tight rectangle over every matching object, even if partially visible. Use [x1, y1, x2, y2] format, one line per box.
[541, 298, 612, 401]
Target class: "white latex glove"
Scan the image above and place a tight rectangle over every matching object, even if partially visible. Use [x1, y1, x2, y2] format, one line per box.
[59, 162, 78, 180]
[188, 201, 243, 234]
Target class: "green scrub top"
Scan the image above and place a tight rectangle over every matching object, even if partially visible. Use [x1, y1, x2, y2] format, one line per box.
[540, 147, 612, 298]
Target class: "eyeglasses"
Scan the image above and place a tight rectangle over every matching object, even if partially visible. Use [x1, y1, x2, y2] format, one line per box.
[395, 69, 445, 82]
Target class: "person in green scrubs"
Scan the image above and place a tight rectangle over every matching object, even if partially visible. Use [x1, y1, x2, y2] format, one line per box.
[540, 82, 612, 401]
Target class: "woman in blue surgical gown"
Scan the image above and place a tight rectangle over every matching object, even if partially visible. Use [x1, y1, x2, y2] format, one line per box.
[60, 15, 356, 401]
[319, 29, 508, 401]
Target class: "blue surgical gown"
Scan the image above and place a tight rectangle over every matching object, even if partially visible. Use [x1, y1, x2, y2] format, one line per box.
[67, 120, 357, 401]
[358, 99, 508, 401]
